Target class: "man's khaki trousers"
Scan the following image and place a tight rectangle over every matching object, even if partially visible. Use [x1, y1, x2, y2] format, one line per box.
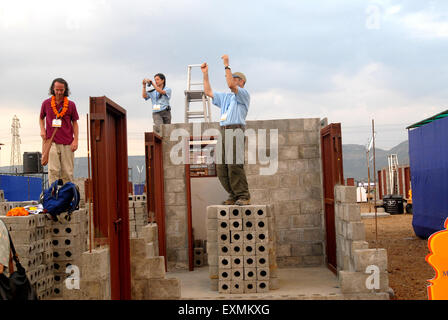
[217, 127, 250, 201]
[48, 143, 74, 185]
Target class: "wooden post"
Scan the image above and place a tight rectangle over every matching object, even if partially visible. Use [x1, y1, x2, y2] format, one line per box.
[372, 119, 378, 249]
[366, 150, 371, 213]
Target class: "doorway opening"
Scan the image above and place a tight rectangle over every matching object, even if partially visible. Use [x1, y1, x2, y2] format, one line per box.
[186, 136, 227, 270]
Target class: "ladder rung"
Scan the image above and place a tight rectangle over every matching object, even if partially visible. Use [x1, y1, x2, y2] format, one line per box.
[187, 111, 205, 115]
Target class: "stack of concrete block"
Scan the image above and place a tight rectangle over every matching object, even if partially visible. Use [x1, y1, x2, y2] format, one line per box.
[0, 191, 7, 215]
[0, 214, 55, 300]
[128, 194, 147, 202]
[73, 178, 86, 209]
[51, 209, 89, 299]
[207, 204, 277, 294]
[130, 223, 180, 300]
[129, 200, 149, 238]
[335, 185, 390, 296]
[141, 223, 159, 257]
[334, 185, 367, 272]
[0, 201, 39, 216]
[193, 240, 207, 267]
[78, 247, 111, 300]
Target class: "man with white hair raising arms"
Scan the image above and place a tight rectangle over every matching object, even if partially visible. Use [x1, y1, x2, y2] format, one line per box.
[201, 55, 251, 206]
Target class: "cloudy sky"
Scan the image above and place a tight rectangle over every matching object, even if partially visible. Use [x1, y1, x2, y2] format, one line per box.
[0, 0, 447, 166]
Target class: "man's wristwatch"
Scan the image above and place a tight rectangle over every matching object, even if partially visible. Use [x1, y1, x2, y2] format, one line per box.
[225, 66, 231, 70]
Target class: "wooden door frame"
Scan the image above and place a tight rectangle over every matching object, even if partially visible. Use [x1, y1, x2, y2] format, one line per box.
[186, 135, 218, 271]
[144, 132, 167, 270]
[90, 96, 131, 300]
[321, 123, 344, 275]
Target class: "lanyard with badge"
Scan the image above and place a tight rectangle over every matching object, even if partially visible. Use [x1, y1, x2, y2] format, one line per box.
[153, 92, 162, 111]
[52, 109, 63, 128]
[221, 105, 229, 121]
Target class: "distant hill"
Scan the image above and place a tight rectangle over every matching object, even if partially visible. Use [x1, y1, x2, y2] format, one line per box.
[0, 141, 409, 184]
[343, 140, 409, 181]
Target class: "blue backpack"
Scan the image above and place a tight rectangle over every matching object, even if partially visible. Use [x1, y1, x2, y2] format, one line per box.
[41, 180, 80, 221]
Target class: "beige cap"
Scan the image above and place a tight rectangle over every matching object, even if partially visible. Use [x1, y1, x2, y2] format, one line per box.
[232, 72, 247, 83]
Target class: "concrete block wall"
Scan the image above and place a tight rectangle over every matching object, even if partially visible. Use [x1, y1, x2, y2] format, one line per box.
[73, 178, 86, 208]
[161, 119, 325, 270]
[0, 201, 40, 216]
[334, 185, 390, 297]
[0, 190, 6, 215]
[129, 200, 149, 238]
[79, 247, 111, 300]
[57, 246, 111, 300]
[130, 223, 181, 300]
[207, 204, 278, 293]
[51, 209, 89, 299]
[0, 214, 55, 300]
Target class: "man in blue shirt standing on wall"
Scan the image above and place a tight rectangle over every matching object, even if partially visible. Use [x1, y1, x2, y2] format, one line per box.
[201, 55, 251, 206]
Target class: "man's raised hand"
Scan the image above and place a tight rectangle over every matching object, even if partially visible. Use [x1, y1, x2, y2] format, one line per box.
[201, 62, 208, 73]
[221, 54, 229, 67]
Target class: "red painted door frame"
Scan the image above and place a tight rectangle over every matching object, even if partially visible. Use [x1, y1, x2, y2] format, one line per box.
[398, 167, 404, 196]
[185, 162, 194, 271]
[377, 170, 383, 200]
[89, 96, 131, 300]
[144, 132, 167, 270]
[321, 123, 344, 275]
[404, 167, 411, 199]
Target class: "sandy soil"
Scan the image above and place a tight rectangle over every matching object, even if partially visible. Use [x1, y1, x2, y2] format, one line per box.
[363, 214, 434, 300]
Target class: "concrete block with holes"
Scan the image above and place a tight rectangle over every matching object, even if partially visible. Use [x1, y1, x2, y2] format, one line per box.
[218, 281, 231, 293]
[207, 204, 275, 293]
[230, 280, 244, 294]
[244, 281, 257, 293]
[228, 206, 242, 219]
[257, 280, 269, 293]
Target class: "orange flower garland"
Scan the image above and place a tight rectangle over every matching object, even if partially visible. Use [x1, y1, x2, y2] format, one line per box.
[7, 207, 29, 216]
[51, 96, 69, 119]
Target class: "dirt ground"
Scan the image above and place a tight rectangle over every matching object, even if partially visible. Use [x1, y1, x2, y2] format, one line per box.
[363, 213, 434, 300]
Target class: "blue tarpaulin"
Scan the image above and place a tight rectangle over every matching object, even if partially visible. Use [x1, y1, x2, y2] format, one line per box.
[134, 184, 145, 195]
[0, 175, 42, 202]
[409, 116, 448, 239]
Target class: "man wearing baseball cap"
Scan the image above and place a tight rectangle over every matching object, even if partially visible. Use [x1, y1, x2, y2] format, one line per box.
[201, 55, 251, 206]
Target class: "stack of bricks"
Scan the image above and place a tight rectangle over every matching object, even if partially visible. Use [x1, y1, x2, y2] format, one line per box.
[73, 178, 86, 209]
[129, 199, 149, 238]
[130, 223, 181, 300]
[78, 247, 111, 299]
[51, 209, 89, 299]
[0, 200, 39, 216]
[0, 214, 55, 300]
[207, 204, 278, 294]
[0, 190, 7, 215]
[334, 185, 390, 297]
[193, 240, 207, 268]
